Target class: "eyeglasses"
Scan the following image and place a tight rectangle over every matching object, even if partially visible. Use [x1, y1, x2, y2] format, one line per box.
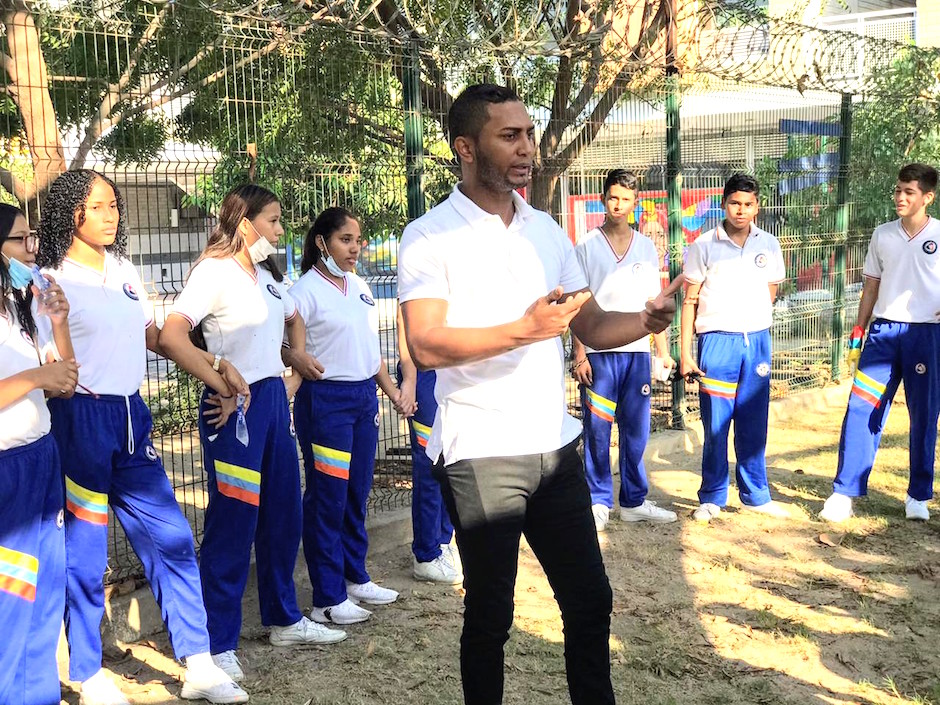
[7, 234, 38, 253]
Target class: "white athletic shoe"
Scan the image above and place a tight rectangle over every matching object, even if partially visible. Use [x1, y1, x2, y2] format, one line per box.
[311, 599, 372, 625]
[181, 662, 249, 703]
[620, 500, 678, 523]
[905, 494, 930, 521]
[819, 493, 854, 523]
[346, 580, 399, 605]
[741, 500, 791, 519]
[269, 616, 348, 645]
[79, 669, 129, 705]
[210, 651, 245, 683]
[441, 542, 462, 575]
[692, 503, 722, 523]
[592, 503, 610, 532]
[413, 554, 463, 584]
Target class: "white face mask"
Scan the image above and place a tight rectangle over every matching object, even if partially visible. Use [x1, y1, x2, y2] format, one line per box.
[319, 237, 347, 277]
[245, 220, 277, 264]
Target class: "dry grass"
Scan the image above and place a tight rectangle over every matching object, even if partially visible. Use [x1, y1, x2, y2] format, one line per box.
[60, 389, 940, 705]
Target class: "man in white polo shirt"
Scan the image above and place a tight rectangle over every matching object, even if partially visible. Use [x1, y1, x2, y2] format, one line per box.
[680, 173, 788, 523]
[398, 84, 678, 705]
[821, 163, 940, 523]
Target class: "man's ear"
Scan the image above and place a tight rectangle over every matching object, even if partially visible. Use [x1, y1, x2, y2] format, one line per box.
[453, 135, 474, 165]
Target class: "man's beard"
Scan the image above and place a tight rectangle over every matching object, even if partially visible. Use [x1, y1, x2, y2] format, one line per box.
[477, 149, 530, 192]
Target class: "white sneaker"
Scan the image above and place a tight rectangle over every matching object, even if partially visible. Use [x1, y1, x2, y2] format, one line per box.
[692, 503, 721, 522]
[441, 542, 462, 575]
[905, 494, 930, 521]
[181, 663, 249, 703]
[310, 599, 372, 625]
[413, 554, 463, 584]
[269, 616, 348, 645]
[591, 504, 610, 531]
[211, 651, 244, 683]
[620, 500, 678, 523]
[79, 670, 129, 705]
[819, 493, 854, 523]
[741, 500, 791, 518]
[346, 580, 399, 605]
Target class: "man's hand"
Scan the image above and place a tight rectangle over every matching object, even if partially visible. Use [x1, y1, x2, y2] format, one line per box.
[572, 355, 593, 386]
[641, 274, 684, 334]
[396, 378, 418, 418]
[680, 355, 704, 380]
[519, 287, 593, 343]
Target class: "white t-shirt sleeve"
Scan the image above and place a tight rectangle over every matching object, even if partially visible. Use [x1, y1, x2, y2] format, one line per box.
[768, 238, 786, 284]
[862, 230, 882, 279]
[278, 279, 297, 320]
[126, 262, 155, 328]
[398, 224, 449, 303]
[559, 234, 588, 293]
[684, 241, 706, 283]
[170, 260, 218, 329]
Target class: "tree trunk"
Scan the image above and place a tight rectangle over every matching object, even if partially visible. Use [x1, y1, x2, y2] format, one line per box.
[529, 167, 562, 215]
[2, 3, 66, 217]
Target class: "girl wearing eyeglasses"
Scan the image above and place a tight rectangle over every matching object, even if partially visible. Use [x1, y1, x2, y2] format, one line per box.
[0, 203, 78, 705]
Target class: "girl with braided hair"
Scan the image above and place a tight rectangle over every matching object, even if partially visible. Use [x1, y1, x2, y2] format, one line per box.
[37, 170, 247, 705]
[0, 204, 77, 705]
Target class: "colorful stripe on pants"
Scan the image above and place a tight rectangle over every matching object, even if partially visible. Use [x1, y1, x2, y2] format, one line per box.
[65, 476, 109, 526]
[215, 461, 261, 506]
[585, 388, 616, 423]
[412, 421, 431, 449]
[0, 545, 38, 602]
[700, 377, 737, 400]
[851, 370, 886, 407]
[313, 444, 351, 480]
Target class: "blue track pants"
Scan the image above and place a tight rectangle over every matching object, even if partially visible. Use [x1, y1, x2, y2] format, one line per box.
[834, 320, 940, 500]
[697, 329, 773, 507]
[580, 351, 652, 509]
[0, 434, 64, 705]
[198, 377, 303, 653]
[50, 393, 209, 681]
[295, 379, 377, 608]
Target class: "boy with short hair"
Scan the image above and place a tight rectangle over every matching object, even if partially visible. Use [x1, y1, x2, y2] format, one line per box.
[680, 173, 789, 522]
[820, 163, 940, 523]
[571, 169, 677, 531]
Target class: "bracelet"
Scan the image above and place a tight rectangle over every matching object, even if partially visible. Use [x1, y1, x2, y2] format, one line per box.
[573, 358, 587, 370]
[218, 394, 233, 399]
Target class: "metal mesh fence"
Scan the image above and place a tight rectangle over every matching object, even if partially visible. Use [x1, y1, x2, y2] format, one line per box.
[1, 1, 938, 581]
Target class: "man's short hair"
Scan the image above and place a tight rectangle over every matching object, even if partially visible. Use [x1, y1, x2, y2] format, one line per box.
[722, 173, 760, 201]
[448, 84, 522, 156]
[898, 163, 938, 194]
[603, 169, 638, 196]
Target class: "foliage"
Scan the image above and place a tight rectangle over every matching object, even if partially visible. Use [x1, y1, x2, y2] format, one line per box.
[146, 364, 203, 435]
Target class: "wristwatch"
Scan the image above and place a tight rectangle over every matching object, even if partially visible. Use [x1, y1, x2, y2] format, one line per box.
[212, 354, 223, 372]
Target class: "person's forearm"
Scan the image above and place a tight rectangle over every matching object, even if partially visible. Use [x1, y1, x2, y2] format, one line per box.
[375, 360, 398, 397]
[680, 300, 696, 362]
[653, 331, 669, 358]
[0, 370, 42, 410]
[397, 308, 417, 383]
[282, 314, 307, 369]
[50, 319, 74, 360]
[571, 334, 587, 361]
[856, 278, 880, 329]
[569, 310, 649, 351]
[406, 320, 536, 370]
[159, 322, 231, 395]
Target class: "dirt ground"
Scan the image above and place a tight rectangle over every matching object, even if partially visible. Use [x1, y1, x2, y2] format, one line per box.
[58, 388, 940, 705]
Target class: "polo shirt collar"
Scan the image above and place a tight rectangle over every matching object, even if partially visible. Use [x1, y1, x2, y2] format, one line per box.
[716, 222, 759, 243]
[449, 183, 534, 227]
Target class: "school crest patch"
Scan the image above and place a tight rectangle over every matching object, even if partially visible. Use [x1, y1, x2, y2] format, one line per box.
[754, 253, 768, 268]
[373, 412, 380, 427]
[756, 362, 771, 377]
[123, 283, 139, 300]
[641, 384, 651, 396]
[56, 509, 64, 529]
[923, 240, 937, 255]
[360, 293, 375, 306]
[145, 445, 158, 461]
[632, 262, 645, 276]
[266, 284, 282, 299]
[915, 362, 927, 374]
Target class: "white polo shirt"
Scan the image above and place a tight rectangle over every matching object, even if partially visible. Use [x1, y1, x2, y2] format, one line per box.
[288, 267, 380, 381]
[684, 223, 785, 335]
[398, 184, 587, 466]
[39, 254, 153, 396]
[864, 217, 940, 323]
[0, 306, 51, 450]
[575, 227, 659, 353]
[170, 258, 295, 386]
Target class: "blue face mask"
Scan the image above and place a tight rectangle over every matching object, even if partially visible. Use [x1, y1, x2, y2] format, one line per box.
[2, 254, 33, 290]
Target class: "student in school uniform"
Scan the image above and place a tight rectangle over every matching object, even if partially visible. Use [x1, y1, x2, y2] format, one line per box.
[570, 170, 678, 532]
[160, 185, 347, 681]
[0, 204, 77, 705]
[289, 207, 402, 625]
[36, 170, 247, 705]
[820, 163, 940, 523]
[396, 316, 461, 584]
[680, 173, 789, 523]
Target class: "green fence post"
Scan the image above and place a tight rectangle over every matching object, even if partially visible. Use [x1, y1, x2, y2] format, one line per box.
[404, 40, 426, 220]
[830, 92, 853, 381]
[665, 0, 684, 427]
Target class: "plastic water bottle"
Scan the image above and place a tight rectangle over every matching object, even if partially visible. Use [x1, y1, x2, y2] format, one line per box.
[31, 265, 53, 315]
[235, 393, 249, 446]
